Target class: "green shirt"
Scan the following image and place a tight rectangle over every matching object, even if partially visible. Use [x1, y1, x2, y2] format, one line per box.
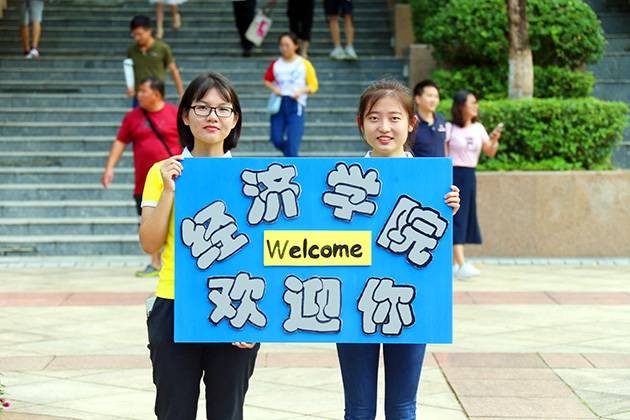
[126, 40, 174, 91]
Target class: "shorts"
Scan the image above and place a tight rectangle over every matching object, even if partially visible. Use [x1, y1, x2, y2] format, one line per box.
[324, 0, 353, 17]
[19, 0, 44, 26]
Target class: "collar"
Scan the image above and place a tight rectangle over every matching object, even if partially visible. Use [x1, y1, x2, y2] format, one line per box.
[182, 147, 232, 158]
[416, 112, 436, 126]
[365, 151, 413, 158]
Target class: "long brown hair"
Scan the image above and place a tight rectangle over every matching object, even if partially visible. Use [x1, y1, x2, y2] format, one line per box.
[357, 77, 416, 151]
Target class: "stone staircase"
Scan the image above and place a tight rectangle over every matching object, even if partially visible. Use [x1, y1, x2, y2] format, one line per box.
[585, 0, 630, 168]
[0, 0, 404, 257]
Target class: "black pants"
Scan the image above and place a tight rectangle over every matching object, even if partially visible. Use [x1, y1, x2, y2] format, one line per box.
[288, 0, 315, 41]
[147, 298, 260, 420]
[233, 0, 256, 50]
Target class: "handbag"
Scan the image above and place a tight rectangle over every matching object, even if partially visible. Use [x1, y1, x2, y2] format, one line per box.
[245, 2, 275, 46]
[267, 94, 282, 115]
[142, 108, 173, 156]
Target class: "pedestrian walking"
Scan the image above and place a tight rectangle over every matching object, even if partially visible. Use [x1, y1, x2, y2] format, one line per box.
[139, 72, 259, 420]
[287, 0, 315, 58]
[263, 32, 318, 157]
[149, 0, 185, 40]
[126, 15, 184, 105]
[325, 0, 358, 60]
[412, 80, 447, 157]
[232, 0, 256, 57]
[19, 0, 44, 58]
[102, 76, 182, 277]
[446, 91, 502, 279]
[336, 77, 459, 420]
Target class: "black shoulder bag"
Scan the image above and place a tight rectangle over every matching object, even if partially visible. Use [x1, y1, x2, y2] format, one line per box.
[141, 108, 173, 157]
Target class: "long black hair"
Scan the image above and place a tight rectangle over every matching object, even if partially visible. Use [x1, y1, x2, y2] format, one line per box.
[177, 72, 242, 153]
[450, 91, 476, 128]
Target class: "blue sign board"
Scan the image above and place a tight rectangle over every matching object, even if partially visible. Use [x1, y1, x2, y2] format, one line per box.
[174, 158, 453, 344]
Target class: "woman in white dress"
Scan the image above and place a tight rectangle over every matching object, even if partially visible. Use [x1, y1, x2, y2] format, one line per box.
[149, 0, 186, 39]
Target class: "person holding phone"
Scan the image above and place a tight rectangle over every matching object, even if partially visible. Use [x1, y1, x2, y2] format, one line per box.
[446, 91, 502, 279]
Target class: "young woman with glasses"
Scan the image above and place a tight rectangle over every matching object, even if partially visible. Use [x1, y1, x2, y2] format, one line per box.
[139, 72, 259, 420]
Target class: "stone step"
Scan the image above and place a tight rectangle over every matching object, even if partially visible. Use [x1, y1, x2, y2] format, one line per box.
[0, 41, 392, 55]
[0, 166, 135, 184]
[0, 84, 371, 96]
[0, 93, 365, 109]
[0, 151, 133, 167]
[1, 68, 400, 83]
[612, 142, 630, 167]
[587, 53, 630, 81]
[1, 7, 389, 20]
[0, 119, 359, 137]
[0, 26, 392, 41]
[0, 183, 135, 201]
[604, 35, 630, 53]
[0, 200, 136, 218]
[0, 135, 365, 154]
[0, 106, 359, 123]
[0, 234, 144, 256]
[0, 217, 138, 236]
[585, 0, 630, 13]
[597, 12, 630, 34]
[592, 80, 630, 103]
[0, 56, 404, 70]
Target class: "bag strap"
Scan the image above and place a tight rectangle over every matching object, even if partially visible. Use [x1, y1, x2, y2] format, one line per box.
[262, 0, 276, 15]
[141, 108, 173, 157]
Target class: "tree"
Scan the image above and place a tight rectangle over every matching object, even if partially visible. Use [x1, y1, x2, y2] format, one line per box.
[507, 0, 533, 99]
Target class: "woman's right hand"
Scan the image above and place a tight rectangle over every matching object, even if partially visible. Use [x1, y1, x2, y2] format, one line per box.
[160, 155, 184, 193]
[273, 87, 282, 96]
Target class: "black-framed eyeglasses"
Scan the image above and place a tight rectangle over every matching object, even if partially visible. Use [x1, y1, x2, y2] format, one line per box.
[190, 105, 235, 118]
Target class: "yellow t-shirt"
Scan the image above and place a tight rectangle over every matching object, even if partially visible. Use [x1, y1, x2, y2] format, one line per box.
[141, 149, 232, 299]
[142, 159, 177, 299]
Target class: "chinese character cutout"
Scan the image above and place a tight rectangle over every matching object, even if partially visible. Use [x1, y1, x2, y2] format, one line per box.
[241, 163, 301, 226]
[282, 275, 342, 334]
[181, 200, 250, 270]
[376, 194, 448, 269]
[357, 277, 416, 336]
[207, 272, 267, 330]
[322, 162, 382, 222]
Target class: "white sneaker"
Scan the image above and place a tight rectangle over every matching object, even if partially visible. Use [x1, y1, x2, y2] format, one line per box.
[458, 262, 480, 279]
[26, 48, 40, 59]
[452, 264, 460, 279]
[344, 45, 358, 60]
[329, 45, 346, 60]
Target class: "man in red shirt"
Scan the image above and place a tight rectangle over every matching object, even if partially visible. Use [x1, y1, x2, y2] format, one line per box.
[102, 76, 182, 276]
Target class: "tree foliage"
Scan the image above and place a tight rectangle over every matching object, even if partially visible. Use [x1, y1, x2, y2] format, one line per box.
[416, 0, 605, 68]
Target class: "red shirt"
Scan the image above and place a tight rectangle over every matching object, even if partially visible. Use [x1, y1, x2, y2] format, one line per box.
[117, 103, 182, 195]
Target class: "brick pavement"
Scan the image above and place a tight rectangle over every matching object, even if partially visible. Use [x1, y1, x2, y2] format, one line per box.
[1, 258, 629, 419]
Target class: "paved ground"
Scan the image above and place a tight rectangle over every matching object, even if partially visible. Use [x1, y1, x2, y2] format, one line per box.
[1, 256, 630, 420]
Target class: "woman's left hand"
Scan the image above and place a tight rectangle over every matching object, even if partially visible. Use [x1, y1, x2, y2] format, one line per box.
[232, 342, 257, 349]
[445, 185, 461, 216]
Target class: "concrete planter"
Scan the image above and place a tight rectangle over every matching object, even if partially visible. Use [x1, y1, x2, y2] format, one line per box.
[467, 170, 630, 257]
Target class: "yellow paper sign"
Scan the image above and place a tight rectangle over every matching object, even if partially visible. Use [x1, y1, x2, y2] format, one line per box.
[264, 231, 371, 266]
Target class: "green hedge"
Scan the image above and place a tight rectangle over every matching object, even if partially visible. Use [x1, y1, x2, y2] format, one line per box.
[435, 98, 628, 171]
[431, 66, 594, 100]
[419, 0, 605, 68]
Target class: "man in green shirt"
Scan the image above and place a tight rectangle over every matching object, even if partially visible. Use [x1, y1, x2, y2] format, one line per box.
[127, 15, 184, 104]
